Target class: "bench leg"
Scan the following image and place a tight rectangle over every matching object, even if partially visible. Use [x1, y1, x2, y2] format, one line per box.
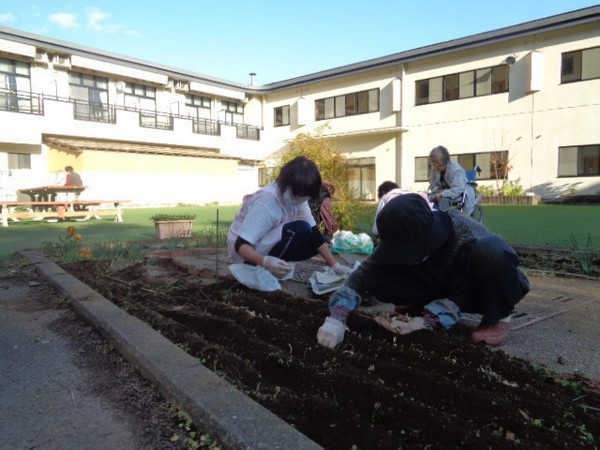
[1, 207, 8, 227]
[114, 203, 123, 222]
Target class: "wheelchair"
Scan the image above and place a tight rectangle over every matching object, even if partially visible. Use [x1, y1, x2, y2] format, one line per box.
[455, 166, 484, 223]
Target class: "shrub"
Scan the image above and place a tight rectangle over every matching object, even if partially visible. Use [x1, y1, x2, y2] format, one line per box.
[150, 213, 196, 222]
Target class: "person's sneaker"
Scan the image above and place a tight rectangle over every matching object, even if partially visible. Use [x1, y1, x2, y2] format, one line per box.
[471, 321, 511, 346]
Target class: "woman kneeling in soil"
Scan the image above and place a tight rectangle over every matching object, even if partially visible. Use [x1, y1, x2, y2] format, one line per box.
[317, 193, 530, 348]
[227, 156, 350, 280]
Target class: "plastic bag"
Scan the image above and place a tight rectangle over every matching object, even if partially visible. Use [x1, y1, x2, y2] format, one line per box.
[330, 230, 373, 255]
[228, 264, 281, 291]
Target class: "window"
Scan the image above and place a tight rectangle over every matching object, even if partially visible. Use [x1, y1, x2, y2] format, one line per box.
[414, 150, 510, 182]
[186, 94, 210, 108]
[315, 89, 379, 120]
[558, 145, 600, 176]
[221, 100, 243, 125]
[185, 94, 211, 120]
[274, 105, 290, 127]
[8, 153, 31, 170]
[347, 158, 376, 200]
[561, 47, 600, 83]
[0, 57, 32, 112]
[123, 82, 156, 111]
[70, 72, 109, 121]
[416, 65, 509, 105]
[259, 167, 277, 186]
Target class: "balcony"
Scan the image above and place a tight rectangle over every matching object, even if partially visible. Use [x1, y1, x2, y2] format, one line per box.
[0, 88, 43, 115]
[193, 118, 220, 135]
[236, 124, 260, 140]
[72, 100, 116, 123]
[139, 111, 174, 130]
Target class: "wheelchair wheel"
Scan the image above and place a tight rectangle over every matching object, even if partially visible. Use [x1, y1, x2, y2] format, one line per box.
[471, 204, 484, 224]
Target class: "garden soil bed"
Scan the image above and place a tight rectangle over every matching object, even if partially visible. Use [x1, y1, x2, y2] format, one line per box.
[61, 257, 600, 449]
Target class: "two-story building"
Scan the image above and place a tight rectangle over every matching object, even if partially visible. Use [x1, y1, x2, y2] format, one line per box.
[1, 6, 598, 205]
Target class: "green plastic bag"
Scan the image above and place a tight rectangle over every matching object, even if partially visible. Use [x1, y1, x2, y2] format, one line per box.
[330, 230, 373, 255]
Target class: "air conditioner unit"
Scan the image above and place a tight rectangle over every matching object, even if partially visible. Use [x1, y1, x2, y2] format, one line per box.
[33, 51, 49, 66]
[52, 54, 71, 70]
[174, 80, 189, 92]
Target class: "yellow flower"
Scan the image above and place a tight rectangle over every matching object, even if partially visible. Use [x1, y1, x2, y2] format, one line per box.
[74, 234, 82, 241]
[66, 226, 76, 236]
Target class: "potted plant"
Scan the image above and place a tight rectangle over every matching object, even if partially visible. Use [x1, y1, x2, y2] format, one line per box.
[150, 213, 196, 239]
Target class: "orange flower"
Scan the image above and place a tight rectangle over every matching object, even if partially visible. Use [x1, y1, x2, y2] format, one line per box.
[66, 226, 76, 236]
[74, 234, 82, 241]
[78, 247, 92, 258]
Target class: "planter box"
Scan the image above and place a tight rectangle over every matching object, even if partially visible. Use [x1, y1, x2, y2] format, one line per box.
[480, 195, 540, 205]
[154, 220, 193, 239]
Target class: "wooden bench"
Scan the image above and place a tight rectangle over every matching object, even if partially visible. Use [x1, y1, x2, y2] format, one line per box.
[1, 200, 128, 227]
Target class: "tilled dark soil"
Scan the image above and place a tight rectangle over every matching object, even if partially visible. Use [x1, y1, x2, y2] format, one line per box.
[61, 258, 600, 450]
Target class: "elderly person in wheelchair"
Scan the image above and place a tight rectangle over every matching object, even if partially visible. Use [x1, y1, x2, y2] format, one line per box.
[427, 145, 476, 216]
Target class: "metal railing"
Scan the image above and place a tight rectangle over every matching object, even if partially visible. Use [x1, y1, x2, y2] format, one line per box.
[236, 123, 260, 140]
[192, 118, 220, 135]
[1, 89, 261, 140]
[140, 111, 174, 130]
[0, 88, 43, 115]
[72, 100, 116, 123]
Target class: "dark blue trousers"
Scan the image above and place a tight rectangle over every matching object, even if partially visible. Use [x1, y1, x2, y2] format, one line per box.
[268, 221, 325, 262]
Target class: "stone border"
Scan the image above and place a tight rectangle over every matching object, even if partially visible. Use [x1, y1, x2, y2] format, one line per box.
[20, 249, 322, 450]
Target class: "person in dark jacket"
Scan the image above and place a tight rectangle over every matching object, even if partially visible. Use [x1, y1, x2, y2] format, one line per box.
[317, 193, 530, 348]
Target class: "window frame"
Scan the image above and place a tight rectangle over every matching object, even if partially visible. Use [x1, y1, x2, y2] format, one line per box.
[415, 64, 509, 105]
[558, 144, 600, 177]
[561, 46, 600, 84]
[414, 150, 510, 182]
[315, 88, 379, 121]
[274, 105, 290, 127]
[8, 152, 32, 170]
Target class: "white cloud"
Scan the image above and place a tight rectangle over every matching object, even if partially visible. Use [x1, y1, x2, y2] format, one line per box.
[84, 7, 140, 37]
[86, 7, 111, 31]
[49, 12, 79, 28]
[0, 12, 15, 23]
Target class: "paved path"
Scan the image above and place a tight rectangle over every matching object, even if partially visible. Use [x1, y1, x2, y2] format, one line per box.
[0, 269, 142, 450]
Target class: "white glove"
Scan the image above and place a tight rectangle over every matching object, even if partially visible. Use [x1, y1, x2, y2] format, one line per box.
[317, 317, 346, 349]
[262, 255, 290, 278]
[332, 263, 352, 276]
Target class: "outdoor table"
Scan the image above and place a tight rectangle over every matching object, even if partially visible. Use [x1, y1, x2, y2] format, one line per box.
[19, 185, 86, 202]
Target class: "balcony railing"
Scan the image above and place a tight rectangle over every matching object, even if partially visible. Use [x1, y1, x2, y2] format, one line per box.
[0, 88, 43, 115]
[140, 111, 174, 130]
[193, 118, 220, 135]
[1, 90, 260, 140]
[236, 124, 260, 140]
[72, 100, 116, 123]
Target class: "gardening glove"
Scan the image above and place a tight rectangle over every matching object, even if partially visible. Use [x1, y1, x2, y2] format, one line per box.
[317, 317, 346, 349]
[262, 255, 290, 278]
[332, 263, 352, 276]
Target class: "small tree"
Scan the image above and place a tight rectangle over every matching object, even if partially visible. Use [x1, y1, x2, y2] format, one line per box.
[275, 128, 358, 230]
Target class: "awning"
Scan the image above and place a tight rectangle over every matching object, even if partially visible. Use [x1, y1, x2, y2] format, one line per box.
[42, 135, 240, 160]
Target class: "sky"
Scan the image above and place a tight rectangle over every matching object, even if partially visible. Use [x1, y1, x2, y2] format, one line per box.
[0, 1, 598, 85]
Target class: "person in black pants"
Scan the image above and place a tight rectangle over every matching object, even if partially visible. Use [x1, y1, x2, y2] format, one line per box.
[317, 193, 530, 348]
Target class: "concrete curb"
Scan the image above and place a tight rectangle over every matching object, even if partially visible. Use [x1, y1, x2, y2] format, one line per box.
[20, 249, 322, 450]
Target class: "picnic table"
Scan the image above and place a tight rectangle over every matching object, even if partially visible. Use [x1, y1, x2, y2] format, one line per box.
[19, 185, 86, 203]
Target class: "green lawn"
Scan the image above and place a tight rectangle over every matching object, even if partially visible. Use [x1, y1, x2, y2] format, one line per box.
[0, 205, 238, 259]
[1, 203, 598, 260]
